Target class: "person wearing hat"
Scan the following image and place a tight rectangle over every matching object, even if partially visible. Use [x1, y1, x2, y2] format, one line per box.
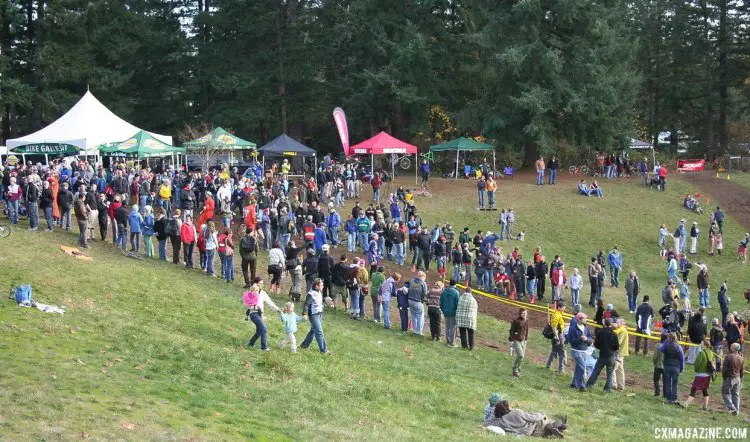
[585, 317, 620, 392]
[484, 392, 503, 425]
[567, 312, 593, 391]
[688, 221, 700, 255]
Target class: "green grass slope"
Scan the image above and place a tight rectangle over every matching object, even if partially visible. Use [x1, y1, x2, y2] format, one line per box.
[0, 218, 747, 441]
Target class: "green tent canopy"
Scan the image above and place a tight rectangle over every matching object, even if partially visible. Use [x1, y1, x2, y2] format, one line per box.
[428, 137, 494, 153]
[10, 143, 79, 155]
[429, 137, 495, 179]
[184, 127, 256, 150]
[99, 131, 185, 158]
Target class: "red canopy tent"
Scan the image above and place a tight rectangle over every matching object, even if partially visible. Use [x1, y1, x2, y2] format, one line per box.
[349, 131, 419, 183]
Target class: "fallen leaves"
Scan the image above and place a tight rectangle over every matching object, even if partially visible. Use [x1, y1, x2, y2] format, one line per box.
[402, 346, 413, 360]
[80, 431, 89, 439]
[122, 422, 135, 430]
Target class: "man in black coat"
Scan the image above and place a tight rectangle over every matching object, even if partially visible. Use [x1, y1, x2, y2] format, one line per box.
[585, 318, 620, 392]
[535, 257, 548, 301]
[686, 310, 707, 364]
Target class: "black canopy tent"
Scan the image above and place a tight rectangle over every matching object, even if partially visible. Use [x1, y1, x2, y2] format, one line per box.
[258, 134, 317, 175]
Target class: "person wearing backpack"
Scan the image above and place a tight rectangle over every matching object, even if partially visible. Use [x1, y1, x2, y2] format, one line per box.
[180, 215, 197, 269]
[167, 209, 183, 264]
[239, 227, 260, 287]
[679, 338, 715, 410]
[244, 282, 281, 352]
[546, 301, 566, 374]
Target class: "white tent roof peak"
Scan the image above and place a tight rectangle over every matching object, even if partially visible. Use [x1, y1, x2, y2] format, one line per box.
[6, 90, 172, 152]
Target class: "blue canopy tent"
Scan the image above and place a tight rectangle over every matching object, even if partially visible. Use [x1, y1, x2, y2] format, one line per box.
[258, 134, 317, 175]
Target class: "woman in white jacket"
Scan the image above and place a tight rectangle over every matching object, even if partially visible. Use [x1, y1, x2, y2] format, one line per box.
[569, 268, 583, 307]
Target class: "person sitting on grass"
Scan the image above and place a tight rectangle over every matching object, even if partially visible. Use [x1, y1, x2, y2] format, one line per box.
[484, 400, 568, 438]
[483, 392, 503, 425]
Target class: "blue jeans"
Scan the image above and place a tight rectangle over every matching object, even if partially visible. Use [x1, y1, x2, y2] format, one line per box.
[663, 366, 680, 402]
[548, 169, 557, 184]
[247, 312, 268, 350]
[571, 288, 580, 306]
[409, 301, 424, 335]
[206, 249, 216, 275]
[382, 300, 391, 329]
[61, 209, 71, 230]
[347, 232, 356, 252]
[8, 200, 19, 224]
[453, 263, 462, 282]
[328, 227, 339, 245]
[500, 222, 506, 240]
[359, 294, 366, 318]
[488, 191, 495, 207]
[301, 313, 327, 353]
[222, 253, 234, 281]
[399, 304, 409, 331]
[139, 195, 148, 215]
[527, 279, 537, 298]
[280, 233, 291, 254]
[222, 216, 231, 229]
[28, 202, 39, 229]
[159, 239, 167, 260]
[610, 267, 619, 287]
[627, 293, 636, 312]
[377, 236, 385, 257]
[585, 356, 614, 391]
[699, 288, 709, 307]
[536, 170, 544, 185]
[571, 349, 587, 388]
[478, 190, 485, 208]
[358, 232, 368, 251]
[117, 223, 127, 250]
[44, 206, 53, 230]
[394, 243, 405, 265]
[373, 188, 380, 203]
[349, 288, 360, 316]
[130, 232, 141, 252]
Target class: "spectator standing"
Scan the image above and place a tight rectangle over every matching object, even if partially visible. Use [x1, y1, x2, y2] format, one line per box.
[456, 287, 478, 350]
[509, 308, 529, 376]
[721, 343, 743, 414]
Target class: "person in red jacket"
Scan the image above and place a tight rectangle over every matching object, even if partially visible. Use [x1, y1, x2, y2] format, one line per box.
[658, 164, 668, 191]
[181, 215, 197, 269]
[371, 173, 383, 204]
[197, 192, 215, 228]
[109, 195, 123, 246]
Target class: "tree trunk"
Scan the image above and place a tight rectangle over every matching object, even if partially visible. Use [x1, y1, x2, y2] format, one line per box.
[275, 0, 287, 134]
[717, 0, 728, 153]
[1, 0, 13, 142]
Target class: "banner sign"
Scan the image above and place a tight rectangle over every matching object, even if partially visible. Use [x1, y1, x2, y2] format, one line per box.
[11, 143, 79, 154]
[676, 159, 705, 172]
[332, 107, 350, 156]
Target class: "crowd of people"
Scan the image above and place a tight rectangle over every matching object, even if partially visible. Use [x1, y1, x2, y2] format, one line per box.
[2, 154, 748, 430]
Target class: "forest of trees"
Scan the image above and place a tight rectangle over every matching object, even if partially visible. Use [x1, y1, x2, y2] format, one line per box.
[1, 0, 749, 164]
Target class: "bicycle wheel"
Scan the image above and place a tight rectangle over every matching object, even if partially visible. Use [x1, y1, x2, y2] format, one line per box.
[568, 166, 577, 175]
[399, 156, 411, 170]
[422, 190, 433, 198]
[0, 225, 10, 238]
[580, 166, 589, 176]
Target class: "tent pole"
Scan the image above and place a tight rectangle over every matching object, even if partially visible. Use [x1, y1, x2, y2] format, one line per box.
[391, 155, 395, 183]
[371, 153, 374, 176]
[493, 150, 496, 176]
[415, 153, 418, 185]
[455, 150, 459, 180]
[22, 154, 26, 165]
[44, 154, 49, 166]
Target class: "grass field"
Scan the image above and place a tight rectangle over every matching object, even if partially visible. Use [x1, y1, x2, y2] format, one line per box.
[724, 171, 750, 191]
[1, 173, 749, 441]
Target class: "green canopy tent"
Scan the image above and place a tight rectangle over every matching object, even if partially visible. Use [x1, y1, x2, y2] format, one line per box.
[429, 137, 495, 179]
[10, 143, 80, 165]
[184, 127, 257, 169]
[98, 131, 186, 166]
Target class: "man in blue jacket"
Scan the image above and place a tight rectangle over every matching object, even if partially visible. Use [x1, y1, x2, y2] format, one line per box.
[326, 208, 341, 246]
[567, 312, 593, 391]
[607, 247, 622, 288]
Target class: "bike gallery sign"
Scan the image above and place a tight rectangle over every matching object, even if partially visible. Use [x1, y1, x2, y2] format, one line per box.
[11, 143, 79, 155]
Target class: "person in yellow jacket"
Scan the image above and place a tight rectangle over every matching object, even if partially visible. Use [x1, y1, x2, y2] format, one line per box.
[486, 174, 498, 209]
[613, 318, 630, 391]
[158, 180, 172, 217]
[281, 159, 291, 175]
[546, 301, 567, 374]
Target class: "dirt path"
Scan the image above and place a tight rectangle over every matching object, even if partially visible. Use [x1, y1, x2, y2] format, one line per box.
[680, 171, 750, 231]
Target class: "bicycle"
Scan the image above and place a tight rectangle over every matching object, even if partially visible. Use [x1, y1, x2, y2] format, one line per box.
[0, 223, 11, 238]
[412, 187, 433, 198]
[568, 165, 589, 176]
[390, 153, 412, 170]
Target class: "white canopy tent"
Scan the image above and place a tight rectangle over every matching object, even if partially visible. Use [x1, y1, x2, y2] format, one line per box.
[6, 90, 172, 155]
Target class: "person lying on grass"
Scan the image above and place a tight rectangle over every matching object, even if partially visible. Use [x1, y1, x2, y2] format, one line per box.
[484, 400, 567, 438]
